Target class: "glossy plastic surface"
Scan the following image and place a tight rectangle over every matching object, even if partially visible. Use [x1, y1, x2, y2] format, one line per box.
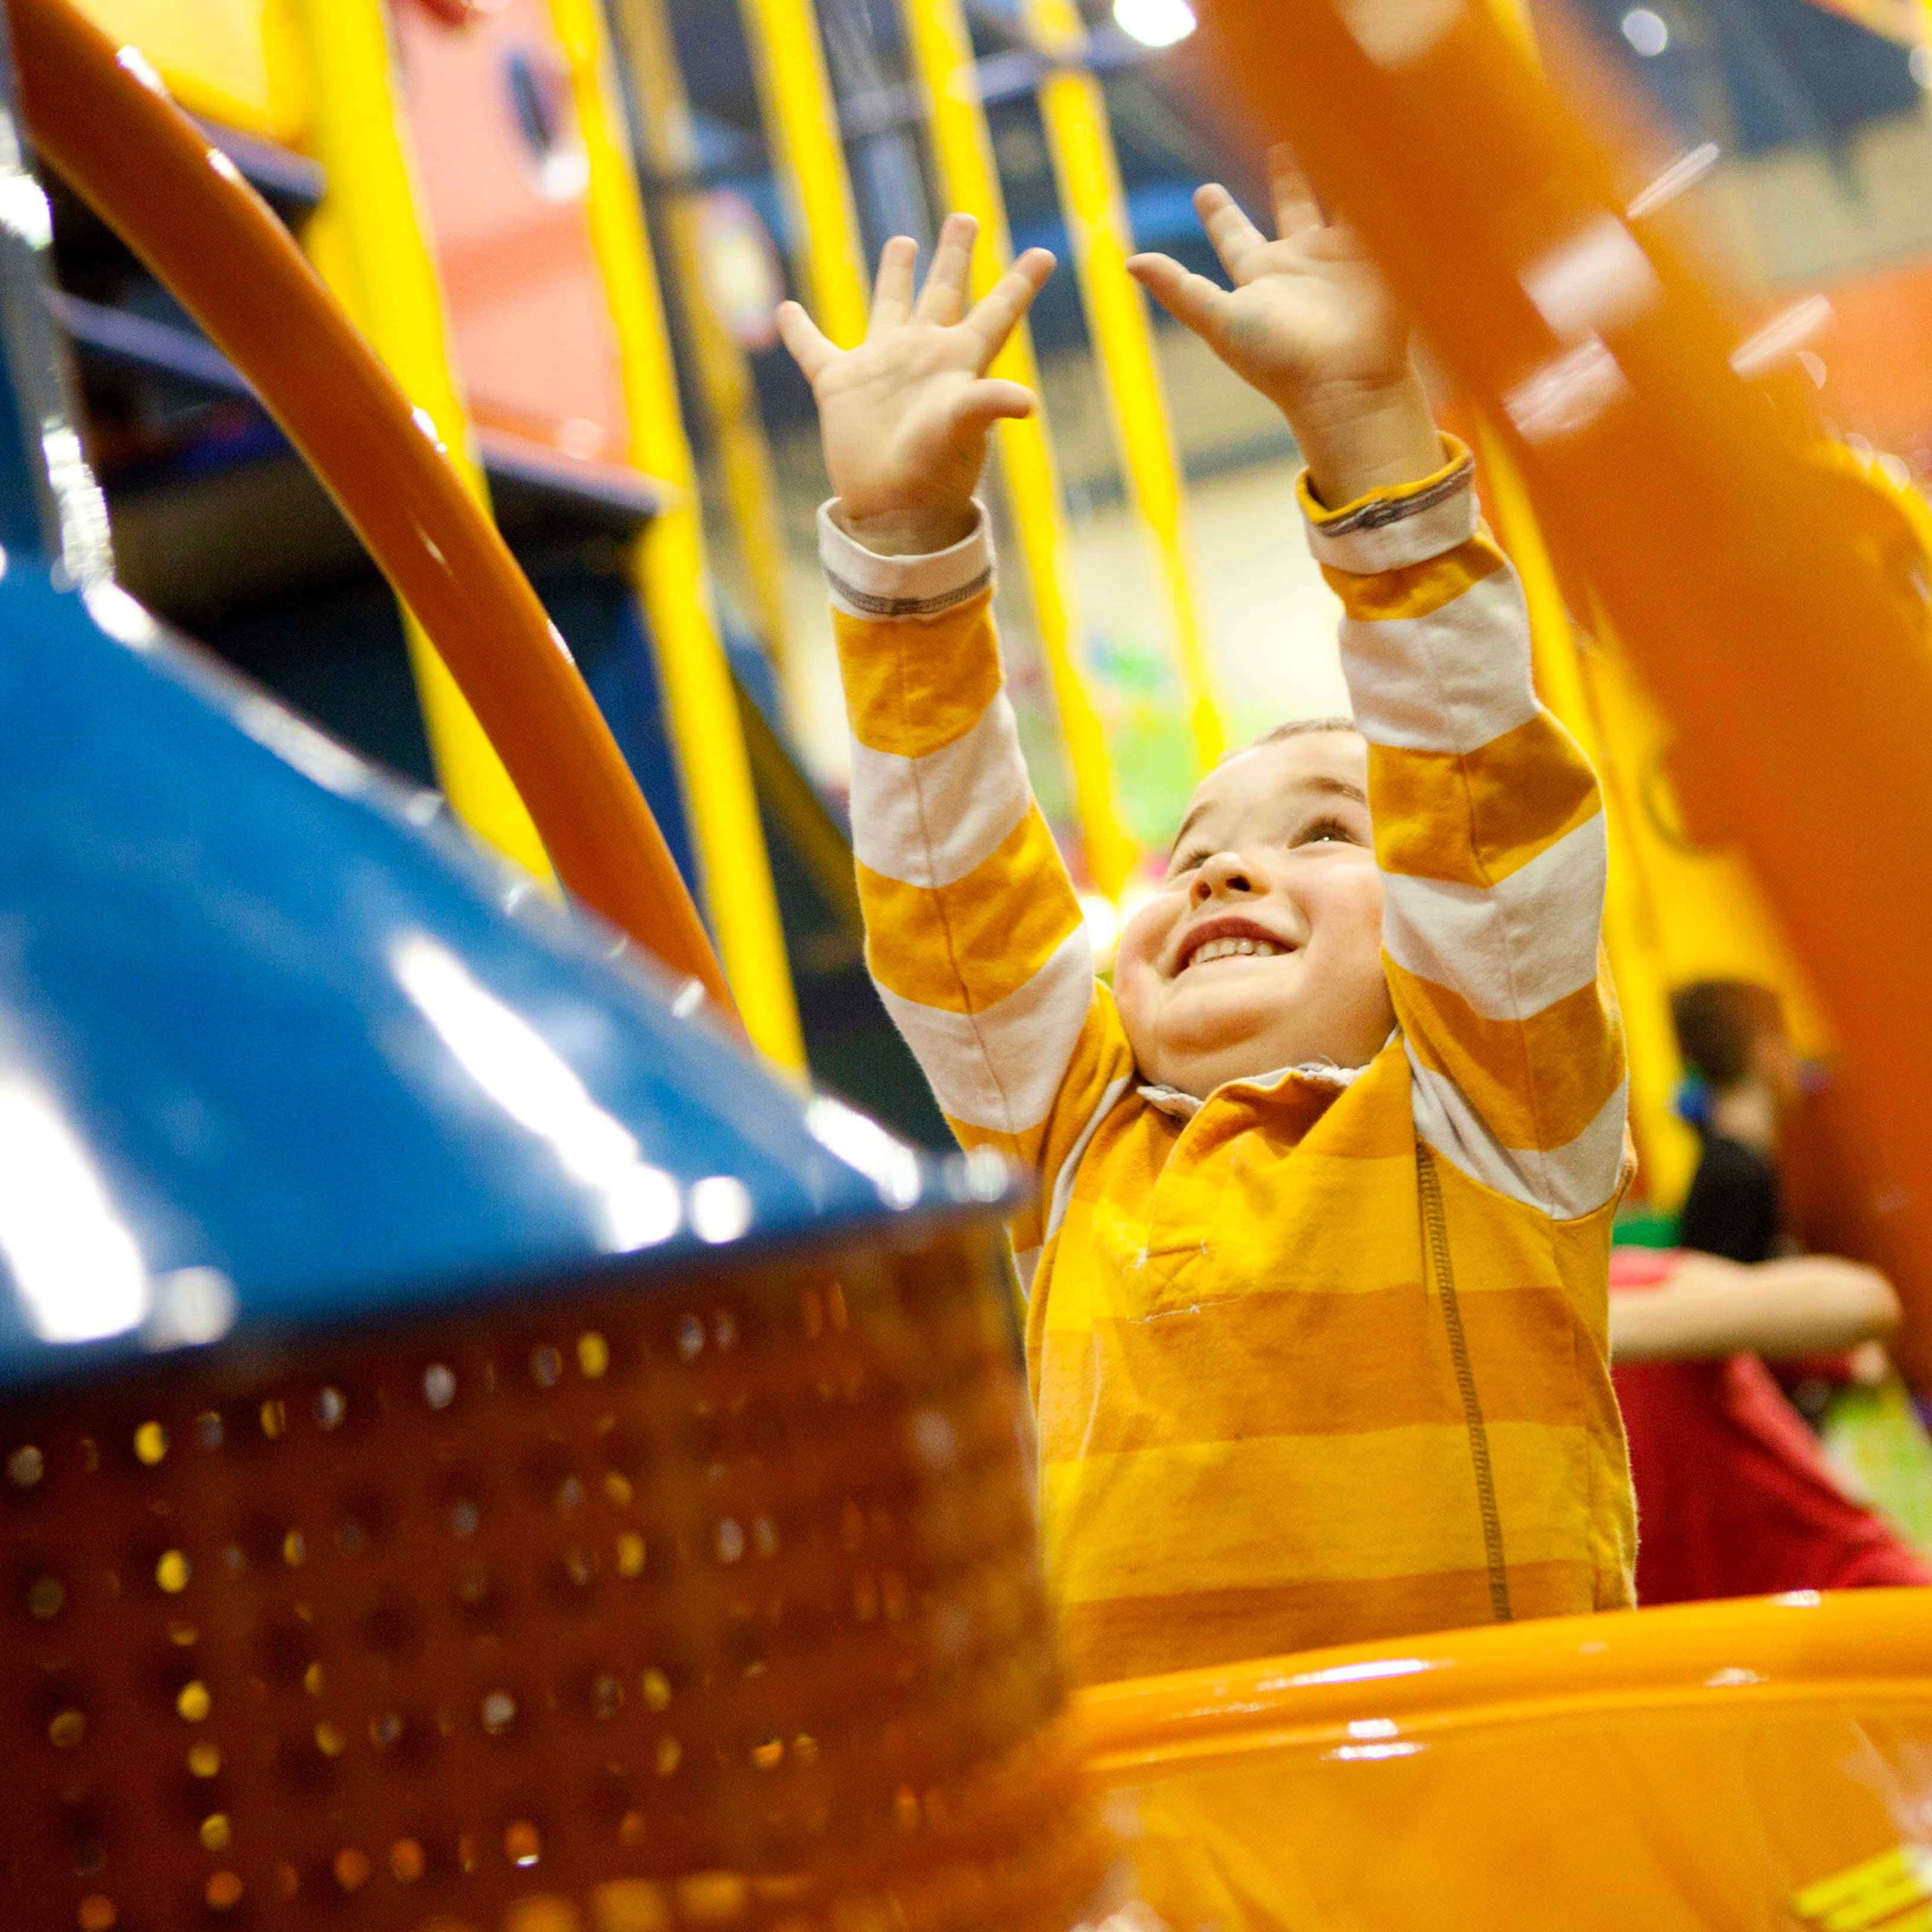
[1194, 0, 1932, 1367]
[0, 557, 976, 1395]
[14, 0, 732, 1013]
[1079, 1591, 1932, 1928]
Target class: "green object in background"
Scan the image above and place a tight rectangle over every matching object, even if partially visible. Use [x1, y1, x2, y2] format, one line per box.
[1614, 1209, 1681, 1249]
[1088, 626, 1197, 854]
[1820, 1378, 1932, 1558]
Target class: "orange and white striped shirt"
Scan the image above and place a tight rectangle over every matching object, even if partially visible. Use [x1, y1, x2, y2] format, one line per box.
[823, 443, 1636, 1687]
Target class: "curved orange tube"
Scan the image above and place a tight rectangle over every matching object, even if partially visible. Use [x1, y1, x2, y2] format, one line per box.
[1073, 1589, 1932, 1778]
[11, 0, 735, 1018]
[1075, 1591, 1932, 1925]
[1198, 0, 1932, 1374]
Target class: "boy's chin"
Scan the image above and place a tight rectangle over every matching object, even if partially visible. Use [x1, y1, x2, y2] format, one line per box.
[1142, 1014, 1309, 1097]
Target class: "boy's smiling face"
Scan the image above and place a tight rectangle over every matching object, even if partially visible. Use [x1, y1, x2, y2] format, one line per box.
[1115, 728, 1394, 1100]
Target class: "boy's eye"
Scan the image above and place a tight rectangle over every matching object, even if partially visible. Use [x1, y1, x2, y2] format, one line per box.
[1168, 848, 1209, 877]
[1295, 815, 1363, 848]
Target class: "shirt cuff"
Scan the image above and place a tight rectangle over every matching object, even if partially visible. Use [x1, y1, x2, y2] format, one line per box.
[817, 500, 995, 622]
[1297, 435, 1479, 574]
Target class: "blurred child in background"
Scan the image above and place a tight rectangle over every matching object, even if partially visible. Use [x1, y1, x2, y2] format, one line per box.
[1611, 978, 1930, 1601]
[1671, 980, 1798, 1266]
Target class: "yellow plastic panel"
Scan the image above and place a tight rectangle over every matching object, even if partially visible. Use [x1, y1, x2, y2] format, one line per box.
[1081, 1592, 1932, 1931]
[69, 0, 306, 142]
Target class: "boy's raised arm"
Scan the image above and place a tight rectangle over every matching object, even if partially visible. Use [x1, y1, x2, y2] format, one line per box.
[780, 221, 1137, 1272]
[1133, 155, 1625, 1220]
[1309, 453, 1626, 1219]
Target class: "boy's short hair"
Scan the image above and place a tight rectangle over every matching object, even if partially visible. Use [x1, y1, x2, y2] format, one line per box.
[1671, 979, 1785, 1092]
[1230, 716, 1361, 764]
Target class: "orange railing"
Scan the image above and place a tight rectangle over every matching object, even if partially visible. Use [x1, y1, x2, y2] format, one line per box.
[11, 0, 734, 1018]
[1077, 1591, 1932, 1927]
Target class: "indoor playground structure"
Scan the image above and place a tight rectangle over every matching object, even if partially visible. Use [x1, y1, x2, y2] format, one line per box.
[5, 0, 1932, 1926]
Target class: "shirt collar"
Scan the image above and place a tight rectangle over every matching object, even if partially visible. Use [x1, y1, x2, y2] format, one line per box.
[1137, 1059, 1367, 1121]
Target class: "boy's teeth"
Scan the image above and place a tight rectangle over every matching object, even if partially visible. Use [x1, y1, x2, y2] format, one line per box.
[1189, 936, 1281, 967]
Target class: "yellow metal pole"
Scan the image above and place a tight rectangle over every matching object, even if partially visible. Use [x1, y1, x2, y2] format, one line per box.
[547, 0, 808, 1073]
[737, 0, 872, 351]
[1020, 0, 1223, 774]
[1476, 425, 1697, 1204]
[285, 0, 552, 881]
[896, 0, 1139, 896]
[617, 0, 800, 716]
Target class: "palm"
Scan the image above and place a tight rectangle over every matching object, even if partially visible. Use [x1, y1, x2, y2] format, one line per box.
[1215, 229, 1406, 406]
[1129, 155, 1411, 420]
[812, 328, 1004, 524]
[778, 217, 1049, 537]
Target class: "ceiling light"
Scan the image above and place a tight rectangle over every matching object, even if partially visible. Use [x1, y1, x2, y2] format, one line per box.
[1113, 0, 1198, 48]
[1621, 8, 1669, 55]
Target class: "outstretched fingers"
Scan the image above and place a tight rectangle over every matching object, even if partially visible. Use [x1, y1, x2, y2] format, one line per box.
[1194, 183, 1269, 284]
[916, 212, 978, 325]
[963, 247, 1055, 368]
[1126, 251, 1233, 352]
[775, 300, 836, 382]
[869, 235, 920, 335]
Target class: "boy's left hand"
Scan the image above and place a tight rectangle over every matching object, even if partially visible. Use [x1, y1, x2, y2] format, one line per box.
[1129, 149, 1443, 505]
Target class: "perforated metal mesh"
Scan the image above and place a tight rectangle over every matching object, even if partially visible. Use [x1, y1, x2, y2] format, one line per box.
[1, 1221, 1106, 1932]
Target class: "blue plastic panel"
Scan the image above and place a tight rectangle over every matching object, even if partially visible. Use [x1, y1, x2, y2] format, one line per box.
[0, 562, 992, 1394]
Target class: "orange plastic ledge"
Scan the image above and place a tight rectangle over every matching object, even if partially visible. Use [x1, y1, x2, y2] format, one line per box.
[11, 0, 734, 1018]
[1072, 1589, 1932, 1780]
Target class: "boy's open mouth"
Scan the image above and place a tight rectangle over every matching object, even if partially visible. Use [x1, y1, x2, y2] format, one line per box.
[1173, 915, 1297, 975]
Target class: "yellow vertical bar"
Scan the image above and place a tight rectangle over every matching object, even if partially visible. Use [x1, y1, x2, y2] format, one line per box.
[737, 0, 872, 350]
[547, 0, 808, 1072]
[288, 0, 552, 880]
[617, 0, 800, 715]
[897, 0, 1139, 895]
[1478, 426, 1697, 1203]
[1020, 0, 1223, 773]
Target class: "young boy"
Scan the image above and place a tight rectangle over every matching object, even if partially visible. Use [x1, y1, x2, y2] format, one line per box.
[778, 162, 1636, 1687]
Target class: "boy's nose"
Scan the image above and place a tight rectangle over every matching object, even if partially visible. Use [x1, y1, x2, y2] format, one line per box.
[1192, 851, 1265, 902]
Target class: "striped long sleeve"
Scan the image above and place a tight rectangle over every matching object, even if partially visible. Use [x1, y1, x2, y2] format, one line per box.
[1303, 440, 1628, 1220]
[820, 503, 1137, 1270]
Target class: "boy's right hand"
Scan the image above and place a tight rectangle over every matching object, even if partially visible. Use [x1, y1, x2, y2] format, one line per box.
[777, 214, 1054, 558]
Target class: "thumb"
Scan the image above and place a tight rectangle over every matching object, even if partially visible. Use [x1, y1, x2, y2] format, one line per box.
[1128, 253, 1234, 353]
[949, 378, 1037, 436]
[775, 299, 835, 381]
